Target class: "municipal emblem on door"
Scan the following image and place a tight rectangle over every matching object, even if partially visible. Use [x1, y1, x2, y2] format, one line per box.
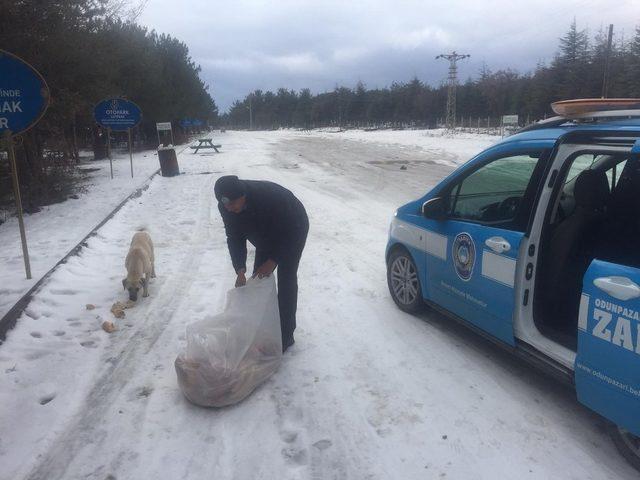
[453, 232, 475, 281]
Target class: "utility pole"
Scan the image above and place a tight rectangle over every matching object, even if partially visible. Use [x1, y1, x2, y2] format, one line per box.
[436, 51, 470, 130]
[248, 95, 253, 130]
[601, 24, 614, 98]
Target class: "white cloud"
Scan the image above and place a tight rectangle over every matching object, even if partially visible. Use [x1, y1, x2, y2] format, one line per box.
[389, 26, 452, 50]
[264, 53, 324, 72]
[332, 46, 370, 63]
[138, 0, 640, 111]
[201, 58, 256, 72]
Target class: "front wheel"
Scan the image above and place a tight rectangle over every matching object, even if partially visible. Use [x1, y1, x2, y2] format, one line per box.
[611, 426, 640, 472]
[387, 248, 424, 313]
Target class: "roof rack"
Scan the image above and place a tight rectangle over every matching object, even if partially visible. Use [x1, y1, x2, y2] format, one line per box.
[517, 99, 640, 133]
[517, 110, 640, 134]
[517, 116, 568, 133]
[552, 98, 640, 116]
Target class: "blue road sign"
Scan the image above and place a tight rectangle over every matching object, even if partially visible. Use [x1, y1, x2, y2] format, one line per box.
[0, 50, 50, 135]
[180, 119, 192, 128]
[94, 98, 142, 131]
[192, 119, 204, 127]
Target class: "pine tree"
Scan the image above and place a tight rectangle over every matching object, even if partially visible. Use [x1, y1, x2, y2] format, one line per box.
[554, 20, 591, 99]
[626, 26, 640, 97]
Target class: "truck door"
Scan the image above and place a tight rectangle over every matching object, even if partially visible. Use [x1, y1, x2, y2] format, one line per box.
[576, 260, 640, 435]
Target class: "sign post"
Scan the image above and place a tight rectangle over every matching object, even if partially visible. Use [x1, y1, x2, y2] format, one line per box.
[107, 127, 112, 178]
[3, 131, 31, 279]
[501, 114, 519, 138]
[128, 128, 134, 177]
[94, 98, 142, 178]
[0, 49, 50, 280]
[156, 122, 173, 146]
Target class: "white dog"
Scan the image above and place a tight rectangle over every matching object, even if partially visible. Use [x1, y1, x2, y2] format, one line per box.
[123, 231, 155, 301]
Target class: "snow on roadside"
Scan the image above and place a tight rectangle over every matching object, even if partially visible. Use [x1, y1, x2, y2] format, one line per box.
[0, 146, 226, 479]
[0, 128, 490, 321]
[0, 130, 636, 480]
[308, 127, 500, 167]
[0, 148, 166, 319]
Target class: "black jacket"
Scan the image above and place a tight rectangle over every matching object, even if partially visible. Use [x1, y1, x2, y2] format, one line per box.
[218, 180, 308, 273]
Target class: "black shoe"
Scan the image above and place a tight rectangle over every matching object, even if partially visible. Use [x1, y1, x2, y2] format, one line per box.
[282, 336, 295, 353]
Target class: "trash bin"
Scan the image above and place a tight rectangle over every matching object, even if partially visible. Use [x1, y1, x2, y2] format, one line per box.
[157, 146, 180, 177]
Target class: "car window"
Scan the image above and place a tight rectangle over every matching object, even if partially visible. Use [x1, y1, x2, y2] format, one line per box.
[560, 154, 626, 200]
[555, 154, 629, 222]
[448, 152, 541, 228]
[606, 159, 627, 189]
[565, 154, 598, 184]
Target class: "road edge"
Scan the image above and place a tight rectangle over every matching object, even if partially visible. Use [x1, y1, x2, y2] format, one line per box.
[0, 168, 161, 344]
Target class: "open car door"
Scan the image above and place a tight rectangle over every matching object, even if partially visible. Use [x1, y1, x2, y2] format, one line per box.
[575, 140, 640, 435]
[576, 260, 640, 435]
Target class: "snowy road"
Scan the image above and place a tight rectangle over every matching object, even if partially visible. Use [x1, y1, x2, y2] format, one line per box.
[0, 148, 167, 320]
[0, 130, 637, 479]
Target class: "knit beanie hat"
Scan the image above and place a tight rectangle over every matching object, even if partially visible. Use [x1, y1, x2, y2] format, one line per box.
[214, 175, 245, 204]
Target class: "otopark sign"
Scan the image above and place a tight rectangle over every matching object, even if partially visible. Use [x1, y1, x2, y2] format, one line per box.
[180, 118, 205, 129]
[94, 97, 142, 131]
[94, 98, 143, 179]
[0, 50, 51, 280]
[0, 49, 49, 135]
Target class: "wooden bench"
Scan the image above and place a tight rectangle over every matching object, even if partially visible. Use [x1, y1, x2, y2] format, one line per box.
[190, 138, 222, 154]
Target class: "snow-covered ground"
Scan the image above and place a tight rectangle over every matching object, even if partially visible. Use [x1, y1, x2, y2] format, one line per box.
[312, 127, 498, 168]
[0, 130, 637, 479]
[0, 148, 173, 319]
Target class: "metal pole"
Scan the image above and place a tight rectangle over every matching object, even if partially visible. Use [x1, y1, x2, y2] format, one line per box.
[157, 127, 161, 148]
[601, 24, 614, 98]
[107, 127, 113, 179]
[72, 113, 78, 162]
[170, 126, 174, 146]
[3, 131, 32, 279]
[128, 128, 133, 178]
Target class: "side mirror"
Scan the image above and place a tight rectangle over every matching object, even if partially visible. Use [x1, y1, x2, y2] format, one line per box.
[422, 197, 447, 220]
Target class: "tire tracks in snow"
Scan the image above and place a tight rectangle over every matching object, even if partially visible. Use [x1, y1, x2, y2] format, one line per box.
[240, 142, 393, 479]
[25, 175, 215, 480]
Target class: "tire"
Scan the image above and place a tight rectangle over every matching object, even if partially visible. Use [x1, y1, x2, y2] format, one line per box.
[387, 247, 424, 314]
[610, 425, 640, 472]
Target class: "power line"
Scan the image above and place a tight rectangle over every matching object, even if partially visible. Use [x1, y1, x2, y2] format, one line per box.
[436, 51, 470, 130]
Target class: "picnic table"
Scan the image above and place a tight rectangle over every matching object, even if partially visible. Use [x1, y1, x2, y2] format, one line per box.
[190, 138, 222, 154]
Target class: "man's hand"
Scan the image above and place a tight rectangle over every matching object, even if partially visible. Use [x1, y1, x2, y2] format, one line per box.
[253, 259, 277, 279]
[235, 269, 247, 288]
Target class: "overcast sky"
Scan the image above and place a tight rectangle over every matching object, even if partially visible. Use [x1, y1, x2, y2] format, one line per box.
[138, 0, 639, 112]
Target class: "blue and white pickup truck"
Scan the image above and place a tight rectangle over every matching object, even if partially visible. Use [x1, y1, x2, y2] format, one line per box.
[386, 104, 640, 469]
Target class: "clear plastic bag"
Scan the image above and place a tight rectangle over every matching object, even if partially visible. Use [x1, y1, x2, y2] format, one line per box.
[175, 277, 282, 407]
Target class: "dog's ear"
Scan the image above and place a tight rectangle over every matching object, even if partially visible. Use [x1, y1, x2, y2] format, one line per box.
[122, 278, 127, 290]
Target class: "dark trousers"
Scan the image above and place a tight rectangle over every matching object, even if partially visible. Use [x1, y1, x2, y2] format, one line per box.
[255, 220, 309, 343]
